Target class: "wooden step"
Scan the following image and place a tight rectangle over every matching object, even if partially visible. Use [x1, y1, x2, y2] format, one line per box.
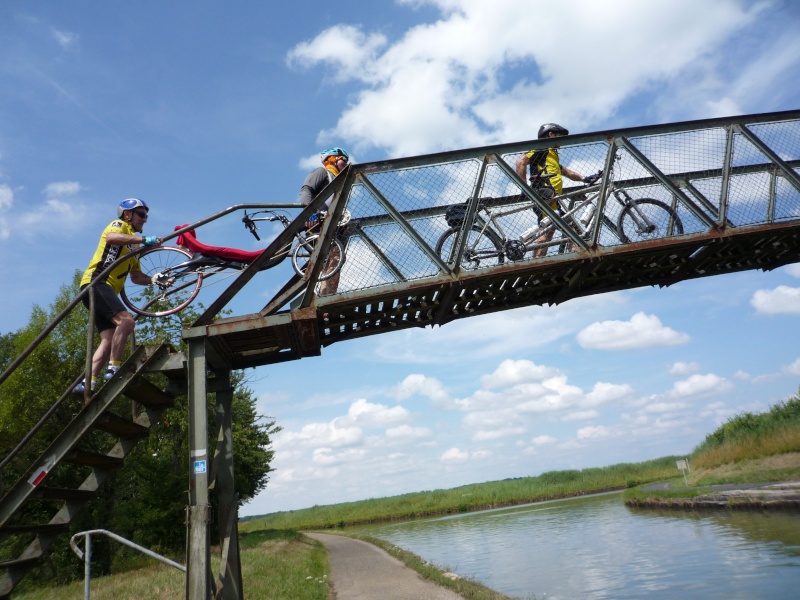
[31, 487, 95, 502]
[93, 412, 150, 439]
[63, 449, 124, 470]
[0, 555, 39, 570]
[0, 522, 68, 535]
[123, 378, 174, 408]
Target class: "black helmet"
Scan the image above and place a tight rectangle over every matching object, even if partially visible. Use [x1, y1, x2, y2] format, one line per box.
[538, 123, 569, 139]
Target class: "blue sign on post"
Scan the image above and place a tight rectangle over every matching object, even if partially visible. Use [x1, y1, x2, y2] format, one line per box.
[194, 460, 207, 474]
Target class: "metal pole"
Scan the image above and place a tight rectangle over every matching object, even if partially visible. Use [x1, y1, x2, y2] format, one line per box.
[84, 532, 91, 600]
[186, 337, 210, 600]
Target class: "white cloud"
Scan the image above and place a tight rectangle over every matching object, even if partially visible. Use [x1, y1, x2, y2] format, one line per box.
[785, 358, 800, 376]
[389, 373, 451, 406]
[341, 398, 410, 428]
[472, 427, 526, 442]
[44, 180, 82, 198]
[531, 435, 557, 446]
[369, 294, 627, 364]
[562, 410, 599, 422]
[51, 28, 78, 49]
[751, 286, 800, 314]
[275, 421, 363, 449]
[669, 373, 733, 398]
[440, 447, 470, 463]
[0, 184, 13, 240]
[385, 424, 432, 441]
[786, 264, 800, 278]
[479, 359, 559, 389]
[577, 312, 690, 350]
[288, 0, 763, 156]
[576, 425, 611, 441]
[670, 361, 700, 376]
[644, 401, 689, 414]
[312, 447, 366, 466]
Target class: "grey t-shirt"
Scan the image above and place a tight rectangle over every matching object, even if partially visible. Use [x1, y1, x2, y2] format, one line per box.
[299, 167, 334, 209]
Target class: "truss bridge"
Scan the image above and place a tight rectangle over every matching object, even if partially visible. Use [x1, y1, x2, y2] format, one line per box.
[198, 110, 800, 370]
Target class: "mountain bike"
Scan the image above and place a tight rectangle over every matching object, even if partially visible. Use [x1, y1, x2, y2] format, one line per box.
[436, 171, 684, 269]
[121, 210, 347, 317]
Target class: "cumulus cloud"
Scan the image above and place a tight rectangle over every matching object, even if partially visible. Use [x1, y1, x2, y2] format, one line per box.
[480, 359, 559, 389]
[340, 398, 410, 428]
[668, 373, 733, 398]
[785, 358, 800, 376]
[576, 312, 690, 350]
[670, 361, 700, 376]
[45, 180, 82, 198]
[288, 0, 763, 156]
[440, 447, 470, 463]
[751, 286, 800, 314]
[389, 373, 451, 406]
[576, 425, 611, 441]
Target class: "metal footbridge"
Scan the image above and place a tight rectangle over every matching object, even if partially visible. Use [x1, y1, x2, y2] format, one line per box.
[1, 110, 799, 599]
[196, 110, 800, 369]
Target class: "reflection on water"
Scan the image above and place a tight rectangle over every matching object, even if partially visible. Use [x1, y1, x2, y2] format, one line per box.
[353, 492, 800, 599]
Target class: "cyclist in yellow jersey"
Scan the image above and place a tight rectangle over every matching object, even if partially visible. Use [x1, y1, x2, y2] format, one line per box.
[515, 123, 597, 257]
[75, 198, 162, 397]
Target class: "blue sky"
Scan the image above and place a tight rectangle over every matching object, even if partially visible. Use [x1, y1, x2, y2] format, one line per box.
[1, 0, 799, 516]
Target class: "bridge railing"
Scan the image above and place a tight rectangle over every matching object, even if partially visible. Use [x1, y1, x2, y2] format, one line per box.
[275, 110, 799, 312]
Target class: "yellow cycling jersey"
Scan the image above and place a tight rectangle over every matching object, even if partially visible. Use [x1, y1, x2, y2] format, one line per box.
[526, 148, 564, 194]
[80, 220, 142, 294]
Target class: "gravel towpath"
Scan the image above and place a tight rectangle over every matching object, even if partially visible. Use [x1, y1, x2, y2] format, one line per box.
[307, 532, 464, 600]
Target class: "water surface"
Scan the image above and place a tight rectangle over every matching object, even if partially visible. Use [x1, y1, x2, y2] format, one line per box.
[355, 492, 800, 599]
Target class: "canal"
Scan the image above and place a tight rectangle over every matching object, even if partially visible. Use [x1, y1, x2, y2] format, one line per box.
[355, 491, 800, 599]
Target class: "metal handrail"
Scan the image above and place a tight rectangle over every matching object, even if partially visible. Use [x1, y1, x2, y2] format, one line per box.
[70, 529, 186, 599]
[0, 203, 301, 478]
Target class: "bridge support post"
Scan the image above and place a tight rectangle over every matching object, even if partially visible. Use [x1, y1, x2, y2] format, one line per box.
[186, 338, 211, 600]
[214, 370, 243, 599]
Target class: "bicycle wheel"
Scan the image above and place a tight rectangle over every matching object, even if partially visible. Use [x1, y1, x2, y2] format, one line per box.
[259, 239, 292, 270]
[121, 246, 202, 317]
[616, 198, 684, 244]
[291, 235, 345, 281]
[435, 225, 505, 269]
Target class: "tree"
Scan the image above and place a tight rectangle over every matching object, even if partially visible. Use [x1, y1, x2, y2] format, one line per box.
[0, 271, 280, 582]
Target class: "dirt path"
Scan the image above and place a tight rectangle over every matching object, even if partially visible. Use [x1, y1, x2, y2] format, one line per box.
[307, 532, 464, 599]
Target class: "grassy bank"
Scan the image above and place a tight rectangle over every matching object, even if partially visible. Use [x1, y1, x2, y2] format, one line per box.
[625, 391, 800, 505]
[240, 456, 680, 532]
[12, 530, 328, 600]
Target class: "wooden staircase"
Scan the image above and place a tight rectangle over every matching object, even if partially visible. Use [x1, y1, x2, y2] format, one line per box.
[0, 343, 186, 598]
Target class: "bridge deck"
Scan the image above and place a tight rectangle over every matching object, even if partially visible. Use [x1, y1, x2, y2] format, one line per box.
[195, 220, 800, 370]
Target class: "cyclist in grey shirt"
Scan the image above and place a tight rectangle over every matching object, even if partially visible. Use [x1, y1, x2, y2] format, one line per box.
[298, 147, 350, 295]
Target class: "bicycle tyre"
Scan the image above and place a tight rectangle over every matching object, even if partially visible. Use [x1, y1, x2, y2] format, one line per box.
[121, 246, 202, 317]
[435, 225, 505, 269]
[260, 240, 292, 270]
[616, 198, 684, 244]
[291, 236, 345, 281]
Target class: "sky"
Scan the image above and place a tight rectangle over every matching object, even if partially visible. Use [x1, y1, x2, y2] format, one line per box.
[1, 0, 799, 517]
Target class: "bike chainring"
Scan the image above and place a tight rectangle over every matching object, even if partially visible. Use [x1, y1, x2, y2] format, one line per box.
[504, 239, 526, 261]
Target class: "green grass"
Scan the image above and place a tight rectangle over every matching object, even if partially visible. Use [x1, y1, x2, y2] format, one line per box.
[240, 456, 680, 532]
[12, 530, 327, 600]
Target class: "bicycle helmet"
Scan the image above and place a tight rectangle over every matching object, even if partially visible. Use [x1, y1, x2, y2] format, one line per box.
[538, 123, 569, 139]
[320, 147, 350, 163]
[117, 198, 149, 217]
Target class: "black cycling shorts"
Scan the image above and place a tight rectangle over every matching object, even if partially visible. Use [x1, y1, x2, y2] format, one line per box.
[80, 283, 127, 332]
